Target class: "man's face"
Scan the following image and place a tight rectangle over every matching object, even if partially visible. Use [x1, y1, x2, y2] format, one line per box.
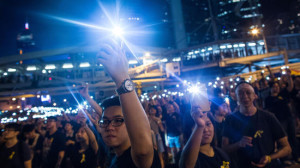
[236, 83, 257, 107]
[3, 128, 19, 140]
[99, 106, 129, 148]
[271, 83, 280, 94]
[167, 104, 175, 114]
[46, 119, 57, 130]
[24, 130, 35, 139]
[64, 123, 73, 132]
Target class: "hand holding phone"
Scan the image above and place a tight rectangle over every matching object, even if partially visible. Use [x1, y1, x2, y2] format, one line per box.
[189, 84, 210, 112]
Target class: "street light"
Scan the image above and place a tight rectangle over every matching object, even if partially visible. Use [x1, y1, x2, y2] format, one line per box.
[251, 28, 259, 35]
[250, 28, 268, 53]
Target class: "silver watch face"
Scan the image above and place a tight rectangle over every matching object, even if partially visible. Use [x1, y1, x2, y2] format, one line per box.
[124, 80, 134, 91]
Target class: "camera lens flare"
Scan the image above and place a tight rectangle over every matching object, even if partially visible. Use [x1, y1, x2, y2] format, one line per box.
[112, 26, 124, 37]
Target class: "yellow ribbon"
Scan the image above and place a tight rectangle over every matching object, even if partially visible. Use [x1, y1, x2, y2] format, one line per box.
[9, 151, 15, 159]
[254, 130, 264, 138]
[80, 154, 86, 163]
[221, 161, 230, 168]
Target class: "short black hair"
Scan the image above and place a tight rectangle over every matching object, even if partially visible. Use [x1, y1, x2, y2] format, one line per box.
[5, 123, 21, 132]
[22, 124, 35, 133]
[269, 81, 279, 88]
[47, 116, 58, 121]
[101, 96, 121, 111]
[149, 105, 159, 112]
[210, 98, 226, 114]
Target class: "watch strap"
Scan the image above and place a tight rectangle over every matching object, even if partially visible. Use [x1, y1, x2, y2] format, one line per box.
[116, 79, 133, 95]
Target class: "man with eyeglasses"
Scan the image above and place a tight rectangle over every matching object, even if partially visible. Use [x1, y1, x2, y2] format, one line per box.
[0, 123, 32, 168]
[97, 41, 161, 168]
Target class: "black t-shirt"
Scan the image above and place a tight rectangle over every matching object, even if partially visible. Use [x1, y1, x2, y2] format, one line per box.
[164, 113, 182, 137]
[65, 133, 76, 157]
[212, 120, 224, 148]
[291, 88, 300, 116]
[223, 110, 286, 167]
[265, 93, 292, 121]
[0, 141, 32, 168]
[28, 135, 44, 151]
[194, 147, 230, 168]
[229, 97, 237, 112]
[110, 147, 161, 168]
[27, 135, 44, 168]
[70, 144, 97, 168]
[42, 131, 66, 168]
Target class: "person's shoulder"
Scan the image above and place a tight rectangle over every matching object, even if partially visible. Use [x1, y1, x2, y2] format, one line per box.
[225, 111, 240, 120]
[257, 109, 278, 121]
[257, 109, 275, 117]
[19, 140, 31, 151]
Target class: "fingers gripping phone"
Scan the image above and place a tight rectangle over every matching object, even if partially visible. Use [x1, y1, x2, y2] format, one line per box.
[190, 84, 210, 112]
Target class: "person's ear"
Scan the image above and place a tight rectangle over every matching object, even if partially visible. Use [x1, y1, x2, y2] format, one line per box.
[254, 94, 258, 99]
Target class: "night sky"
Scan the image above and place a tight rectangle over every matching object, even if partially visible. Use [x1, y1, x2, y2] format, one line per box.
[0, 0, 170, 57]
[0, 0, 297, 57]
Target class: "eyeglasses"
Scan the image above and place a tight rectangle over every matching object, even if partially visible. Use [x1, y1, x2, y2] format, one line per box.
[99, 118, 125, 128]
[2, 128, 17, 132]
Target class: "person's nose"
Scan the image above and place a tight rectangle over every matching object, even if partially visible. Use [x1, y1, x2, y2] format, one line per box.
[105, 121, 115, 131]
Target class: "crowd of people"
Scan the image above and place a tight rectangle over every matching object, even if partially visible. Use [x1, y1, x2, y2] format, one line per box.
[0, 40, 300, 168]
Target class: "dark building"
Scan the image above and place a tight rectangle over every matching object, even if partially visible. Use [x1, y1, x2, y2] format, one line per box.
[177, 0, 263, 47]
[169, 0, 300, 48]
[17, 21, 36, 54]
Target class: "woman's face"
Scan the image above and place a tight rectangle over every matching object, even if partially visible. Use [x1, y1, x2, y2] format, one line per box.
[75, 127, 88, 143]
[201, 117, 214, 145]
[217, 103, 229, 116]
[149, 108, 157, 115]
[64, 123, 73, 132]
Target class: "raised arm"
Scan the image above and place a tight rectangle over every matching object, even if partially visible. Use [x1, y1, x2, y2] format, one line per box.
[286, 69, 294, 92]
[97, 41, 153, 168]
[79, 85, 103, 116]
[172, 101, 181, 114]
[266, 66, 275, 82]
[179, 108, 206, 168]
[83, 125, 99, 154]
[85, 112, 102, 134]
[62, 111, 70, 122]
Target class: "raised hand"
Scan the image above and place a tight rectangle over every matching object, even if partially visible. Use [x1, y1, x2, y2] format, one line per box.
[79, 84, 89, 98]
[96, 40, 129, 87]
[191, 106, 206, 128]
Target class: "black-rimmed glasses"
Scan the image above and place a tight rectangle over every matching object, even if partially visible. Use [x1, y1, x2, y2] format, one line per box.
[99, 118, 125, 128]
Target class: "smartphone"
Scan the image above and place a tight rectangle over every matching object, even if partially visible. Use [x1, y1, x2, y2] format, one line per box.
[190, 84, 210, 112]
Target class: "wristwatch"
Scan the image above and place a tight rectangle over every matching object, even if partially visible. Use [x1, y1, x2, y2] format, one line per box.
[116, 79, 135, 95]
